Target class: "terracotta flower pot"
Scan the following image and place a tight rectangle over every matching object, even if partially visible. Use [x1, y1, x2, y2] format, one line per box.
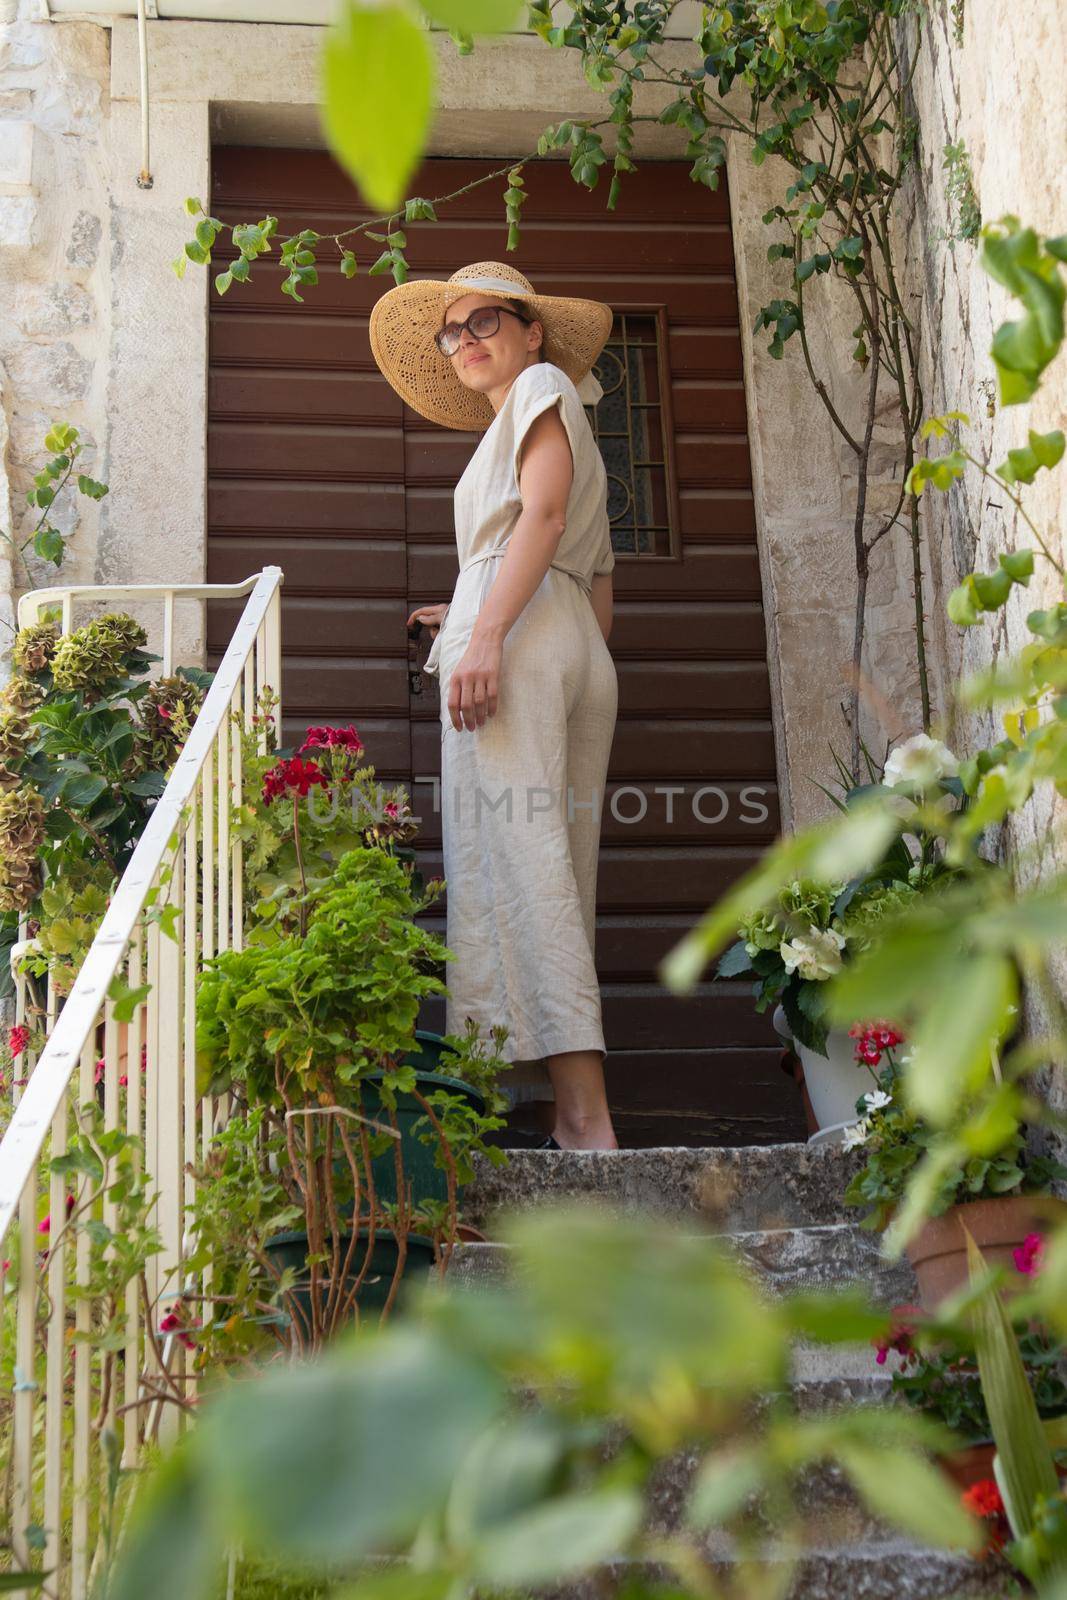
[937, 1440, 996, 1494]
[904, 1195, 1066, 1312]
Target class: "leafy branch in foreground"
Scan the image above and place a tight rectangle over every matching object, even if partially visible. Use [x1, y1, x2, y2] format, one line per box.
[107, 1206, 981, 1600]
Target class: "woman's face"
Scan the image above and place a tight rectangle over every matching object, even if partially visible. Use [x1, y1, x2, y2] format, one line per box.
[441, 293, 543, 397]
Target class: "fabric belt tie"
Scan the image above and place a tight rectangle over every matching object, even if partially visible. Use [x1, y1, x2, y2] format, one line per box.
[422, 548, 592, 679]
[461, 546, 593, 596]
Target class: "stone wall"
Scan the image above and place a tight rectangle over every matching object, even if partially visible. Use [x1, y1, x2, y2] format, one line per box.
[0, 0, 110, 632]
[900, 0, 1067, 1077]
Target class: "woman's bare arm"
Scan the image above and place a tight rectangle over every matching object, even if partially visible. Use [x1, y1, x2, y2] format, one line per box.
[446, 404, 573, 732]
[473, 405, 572, 642]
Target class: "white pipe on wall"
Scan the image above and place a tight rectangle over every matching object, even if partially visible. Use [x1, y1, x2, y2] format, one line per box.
[44, 0, 336, 19]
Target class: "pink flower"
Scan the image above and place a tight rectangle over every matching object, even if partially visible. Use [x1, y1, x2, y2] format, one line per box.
[118, 1075, 128, 1088]
[160, 1308, 200, 1350]
[94, 1057, 106, 1086]
[873, 1302, 922, 1366]
[1013, 1232, 1045, 1277]
[38, 1193, 76, 1234]
[7, 1025, 30, 1060]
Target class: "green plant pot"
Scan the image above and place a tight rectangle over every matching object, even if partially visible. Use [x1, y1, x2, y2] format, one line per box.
[404, 1028, 449, 1074]
[365, 1043, 486, 1208]
[263, 1228, 436, 1329]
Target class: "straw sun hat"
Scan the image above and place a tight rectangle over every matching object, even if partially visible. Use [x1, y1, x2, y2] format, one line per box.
[368, 260, 614, 432]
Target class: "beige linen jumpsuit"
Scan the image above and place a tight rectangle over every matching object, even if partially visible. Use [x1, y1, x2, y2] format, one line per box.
[422, 360, 618, 1105]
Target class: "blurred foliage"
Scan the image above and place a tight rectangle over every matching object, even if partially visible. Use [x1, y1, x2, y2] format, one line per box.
[108, 1206, 981, 1600]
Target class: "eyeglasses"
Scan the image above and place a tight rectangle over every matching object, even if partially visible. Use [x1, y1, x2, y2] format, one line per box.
[434, 304, 531, 357]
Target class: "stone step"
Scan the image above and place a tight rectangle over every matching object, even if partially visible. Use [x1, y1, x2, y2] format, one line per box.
[534, 1549, 1010, 1600]
[465, 1143, 865, 1234]
[448, 1222, 916, 1304]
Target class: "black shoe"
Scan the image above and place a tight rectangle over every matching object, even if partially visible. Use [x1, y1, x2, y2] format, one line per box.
[481, 1127, 561, 1150]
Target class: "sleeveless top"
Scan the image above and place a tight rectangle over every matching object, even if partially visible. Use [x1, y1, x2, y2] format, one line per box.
[423, 361, 615, 677]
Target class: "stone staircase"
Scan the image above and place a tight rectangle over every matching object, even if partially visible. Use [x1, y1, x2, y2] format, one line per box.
[456, 1143, 1014, 1600]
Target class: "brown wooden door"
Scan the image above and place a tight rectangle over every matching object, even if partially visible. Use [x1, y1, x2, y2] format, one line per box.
[207, 146, 804, 1148]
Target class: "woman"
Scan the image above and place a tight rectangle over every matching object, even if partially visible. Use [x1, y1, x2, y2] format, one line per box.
[369, 261, 619, 1152]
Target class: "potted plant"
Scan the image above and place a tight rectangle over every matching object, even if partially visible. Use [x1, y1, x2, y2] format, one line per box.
[720, 875, 922, 1142]
[237, 713, 507, 1140]
[874, 1297, 1067, 1495]
[196, 845, 475, 1344]
[843, 1047, 1067, 1309]
[720, 734, 984, 1142]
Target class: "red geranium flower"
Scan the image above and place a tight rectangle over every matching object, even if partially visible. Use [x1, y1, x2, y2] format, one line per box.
[849, 1018, 905, 1066]
[7, 1025, 30, 1060]
[962, 1478, 1010, 1555]
[963, 1479, 1004, 1519]
[261, 756, 329, 805]
[299, 724, 364, 756]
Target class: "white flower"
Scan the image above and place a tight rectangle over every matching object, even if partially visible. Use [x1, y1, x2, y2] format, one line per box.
[842, 1119, 871, 1151]
[883, 733, 959, 791]
[779, 926, 846, 981]
[862, 1089, 893, 1113]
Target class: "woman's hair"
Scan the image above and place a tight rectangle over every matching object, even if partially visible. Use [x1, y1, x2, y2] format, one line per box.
[508, 297, 545, 360]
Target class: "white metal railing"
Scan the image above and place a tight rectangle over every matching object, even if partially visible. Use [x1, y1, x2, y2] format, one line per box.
[0, 569, 283, 1596]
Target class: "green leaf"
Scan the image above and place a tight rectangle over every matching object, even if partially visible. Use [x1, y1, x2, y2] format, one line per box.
[904, 953, 1018, 1125]
[417, 0, 521, 32]
[444, 1415, 566, 1546]
[33, 526, 65, 566]
[968, 1233, 1060, 1543]
[107, 977, 152, 1025]
[470, 1488, 643, 1585]
[836, 1441, 981, 1552]
[996, 428, 1065, 485]
[129, 772, 166, 798]
[321, 2, 435, 214]
[999, 548, 1034, 581]
[687, 1446, 762, 1524]
[61, 772, 108, 809]
[661, 797, 898, 991]
[106, 1443, 220, 1600]
[199, 1329, 501, 1566]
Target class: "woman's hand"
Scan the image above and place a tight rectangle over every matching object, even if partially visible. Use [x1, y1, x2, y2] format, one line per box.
[407, 602, 449, 637]
[447, 629, 503, 732]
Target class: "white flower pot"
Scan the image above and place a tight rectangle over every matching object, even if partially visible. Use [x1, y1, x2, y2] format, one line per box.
[772, 1005, 867, 1146]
